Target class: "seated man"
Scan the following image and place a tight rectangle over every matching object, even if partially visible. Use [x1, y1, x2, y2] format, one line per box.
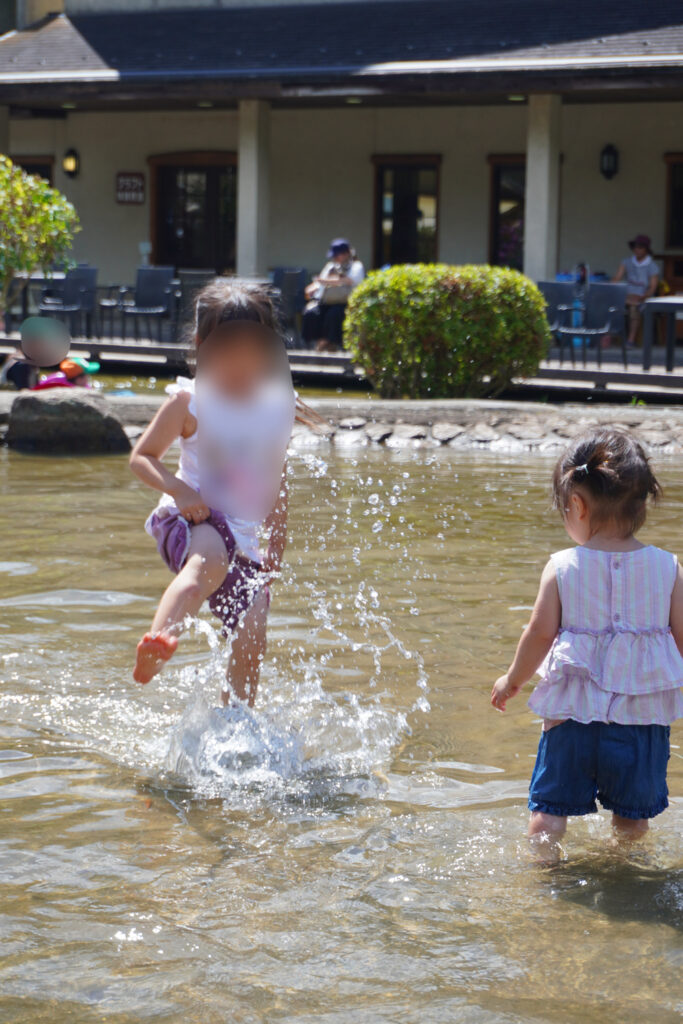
[302, 239, 365, 352]
[612, 234, 659, 346]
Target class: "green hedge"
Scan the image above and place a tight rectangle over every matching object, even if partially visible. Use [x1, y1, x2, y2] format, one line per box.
[343, 263, 551, 399]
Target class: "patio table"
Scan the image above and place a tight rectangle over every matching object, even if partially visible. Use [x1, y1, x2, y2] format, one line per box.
[642, 294, 683, 371]
[13, 271, 66, 320]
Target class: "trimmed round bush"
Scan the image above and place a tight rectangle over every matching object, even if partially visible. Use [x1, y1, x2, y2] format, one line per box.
[343, 263, 551, 398]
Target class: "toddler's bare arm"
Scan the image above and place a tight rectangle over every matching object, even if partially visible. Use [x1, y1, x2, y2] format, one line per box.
[669, 561, 683, 657]
[491, 560, 561, 711]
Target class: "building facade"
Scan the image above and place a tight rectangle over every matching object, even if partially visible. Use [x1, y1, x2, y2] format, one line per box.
[1, 0, 682, 290]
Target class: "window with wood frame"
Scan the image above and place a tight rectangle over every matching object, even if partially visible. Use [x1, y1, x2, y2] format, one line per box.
[12, 155, 54, 184]
[148, 152, 237, 273]
[372, 155, 440, 267]
[665, 154, 683, 249]
[488, 155, 525, 271]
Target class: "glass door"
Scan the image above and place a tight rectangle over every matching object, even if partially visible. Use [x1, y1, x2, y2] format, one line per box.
[374, 158, 440, 267]
[489, 157, 526, 270]
[153, 157, 236, 272]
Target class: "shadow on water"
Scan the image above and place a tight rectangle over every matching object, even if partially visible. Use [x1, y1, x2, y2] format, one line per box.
[545, 851, 683, 932]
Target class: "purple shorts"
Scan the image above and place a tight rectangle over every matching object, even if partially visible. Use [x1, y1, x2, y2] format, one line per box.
[146, 505, 268, 635]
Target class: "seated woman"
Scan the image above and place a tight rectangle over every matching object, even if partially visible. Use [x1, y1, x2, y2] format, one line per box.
[302, 239, 365, 352]
[612, 234, 659, 346]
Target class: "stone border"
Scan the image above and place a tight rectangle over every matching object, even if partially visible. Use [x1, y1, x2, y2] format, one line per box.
[293, 398, 683, 455]
[2, 391, 683, 454]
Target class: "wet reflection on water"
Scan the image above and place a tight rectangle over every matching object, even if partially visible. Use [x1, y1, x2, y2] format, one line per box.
[0, 442, 681, 1023]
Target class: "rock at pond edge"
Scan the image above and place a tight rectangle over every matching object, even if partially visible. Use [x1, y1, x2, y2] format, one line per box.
[431, 422, 465, 443]
[7, 390, 131, 454]
[365, 423, 394, 443]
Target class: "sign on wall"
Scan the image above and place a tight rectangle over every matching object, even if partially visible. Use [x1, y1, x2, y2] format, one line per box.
[116, 172, 145, 205]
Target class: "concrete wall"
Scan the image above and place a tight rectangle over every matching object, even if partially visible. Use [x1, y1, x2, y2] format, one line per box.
[8, 100, 682, 284]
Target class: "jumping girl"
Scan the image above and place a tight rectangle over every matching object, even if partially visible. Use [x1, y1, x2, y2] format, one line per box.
[491, 429, 683, 850]
[130, 280, 309, 706]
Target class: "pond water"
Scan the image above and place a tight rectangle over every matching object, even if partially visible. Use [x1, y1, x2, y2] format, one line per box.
[0, 442, 681, 1024]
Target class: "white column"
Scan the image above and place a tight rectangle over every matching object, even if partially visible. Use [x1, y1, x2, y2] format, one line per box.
[0, 106, 9, 156]
[236, 99, 270, 277]
[523, 94, 561, 282]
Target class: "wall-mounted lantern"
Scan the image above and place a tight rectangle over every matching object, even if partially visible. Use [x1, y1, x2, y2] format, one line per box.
[600, 144, 619, 180]
[62, 148, 80, 179]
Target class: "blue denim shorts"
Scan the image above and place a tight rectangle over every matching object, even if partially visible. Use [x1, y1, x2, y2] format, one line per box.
[528, 719, 670, 820]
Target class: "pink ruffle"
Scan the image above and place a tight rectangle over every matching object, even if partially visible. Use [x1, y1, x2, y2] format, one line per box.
[528, 678, 683, 726]
[539, 629, 683, 696]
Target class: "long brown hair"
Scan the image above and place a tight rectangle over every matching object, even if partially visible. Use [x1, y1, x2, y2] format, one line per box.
[190, 278, 327, 431]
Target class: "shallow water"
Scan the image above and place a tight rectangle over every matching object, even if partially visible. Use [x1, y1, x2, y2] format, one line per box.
[0, 440, 681, 1024]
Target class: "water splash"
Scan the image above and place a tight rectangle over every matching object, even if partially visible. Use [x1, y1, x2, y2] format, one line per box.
[161, 617, 408, 807]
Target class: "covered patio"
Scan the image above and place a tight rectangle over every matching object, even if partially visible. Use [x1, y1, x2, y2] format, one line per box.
[1, 1, 683, 384]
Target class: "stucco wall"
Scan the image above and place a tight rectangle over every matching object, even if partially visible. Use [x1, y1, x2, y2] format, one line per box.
[267, 104, 527, 273]
[10, 109, 239, 284]
[559, 103, 679, 275]
[8, 100, 682, 284]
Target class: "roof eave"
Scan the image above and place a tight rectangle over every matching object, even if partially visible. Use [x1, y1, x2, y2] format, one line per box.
[1, 49, 683, 87]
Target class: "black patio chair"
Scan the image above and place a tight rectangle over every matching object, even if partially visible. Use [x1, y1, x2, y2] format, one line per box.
[38, 266, 98, 338]
[537, 281, 575, 363]
[118, 266, 175, 342]
[553, 282, 629, 369]
[271, 267, 307, 348]
[537, 281, 573, 330]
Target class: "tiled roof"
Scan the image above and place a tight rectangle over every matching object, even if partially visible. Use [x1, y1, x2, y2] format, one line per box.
[0, 2, 681, 85]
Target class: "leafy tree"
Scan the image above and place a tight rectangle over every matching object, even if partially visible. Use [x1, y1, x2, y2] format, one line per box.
[0, 155, 80, 318]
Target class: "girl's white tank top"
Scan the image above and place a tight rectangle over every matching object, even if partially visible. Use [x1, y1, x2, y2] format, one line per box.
[157, 376, 295, 562]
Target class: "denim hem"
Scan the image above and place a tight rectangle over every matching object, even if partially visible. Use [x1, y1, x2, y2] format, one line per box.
[598, 794, 669, 820]
[528, 799, 598, 817]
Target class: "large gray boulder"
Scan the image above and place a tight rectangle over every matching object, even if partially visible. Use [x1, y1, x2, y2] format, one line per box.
[7, 390, 131, 454]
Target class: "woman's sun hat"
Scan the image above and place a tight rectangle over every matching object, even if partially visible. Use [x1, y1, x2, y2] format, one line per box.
[628, 233, 652, 253]
[327, 238, 351, 259]
[59, 357, 100, 380]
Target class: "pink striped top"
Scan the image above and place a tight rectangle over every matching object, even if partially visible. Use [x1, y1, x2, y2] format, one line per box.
[528, 545, 683, 725]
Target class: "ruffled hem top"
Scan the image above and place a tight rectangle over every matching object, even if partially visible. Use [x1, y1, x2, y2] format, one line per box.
[528, 545, 683, 726]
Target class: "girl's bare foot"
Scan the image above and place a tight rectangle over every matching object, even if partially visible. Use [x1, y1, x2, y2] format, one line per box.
[133, 632, 178, 684]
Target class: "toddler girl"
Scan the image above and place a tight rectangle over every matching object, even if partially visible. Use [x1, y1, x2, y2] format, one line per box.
[130, 280, 303, 706]
[491, 428, 683, 850]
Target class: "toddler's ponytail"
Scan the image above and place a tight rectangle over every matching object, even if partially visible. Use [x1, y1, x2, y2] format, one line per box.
[553, 428, 661, 535]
